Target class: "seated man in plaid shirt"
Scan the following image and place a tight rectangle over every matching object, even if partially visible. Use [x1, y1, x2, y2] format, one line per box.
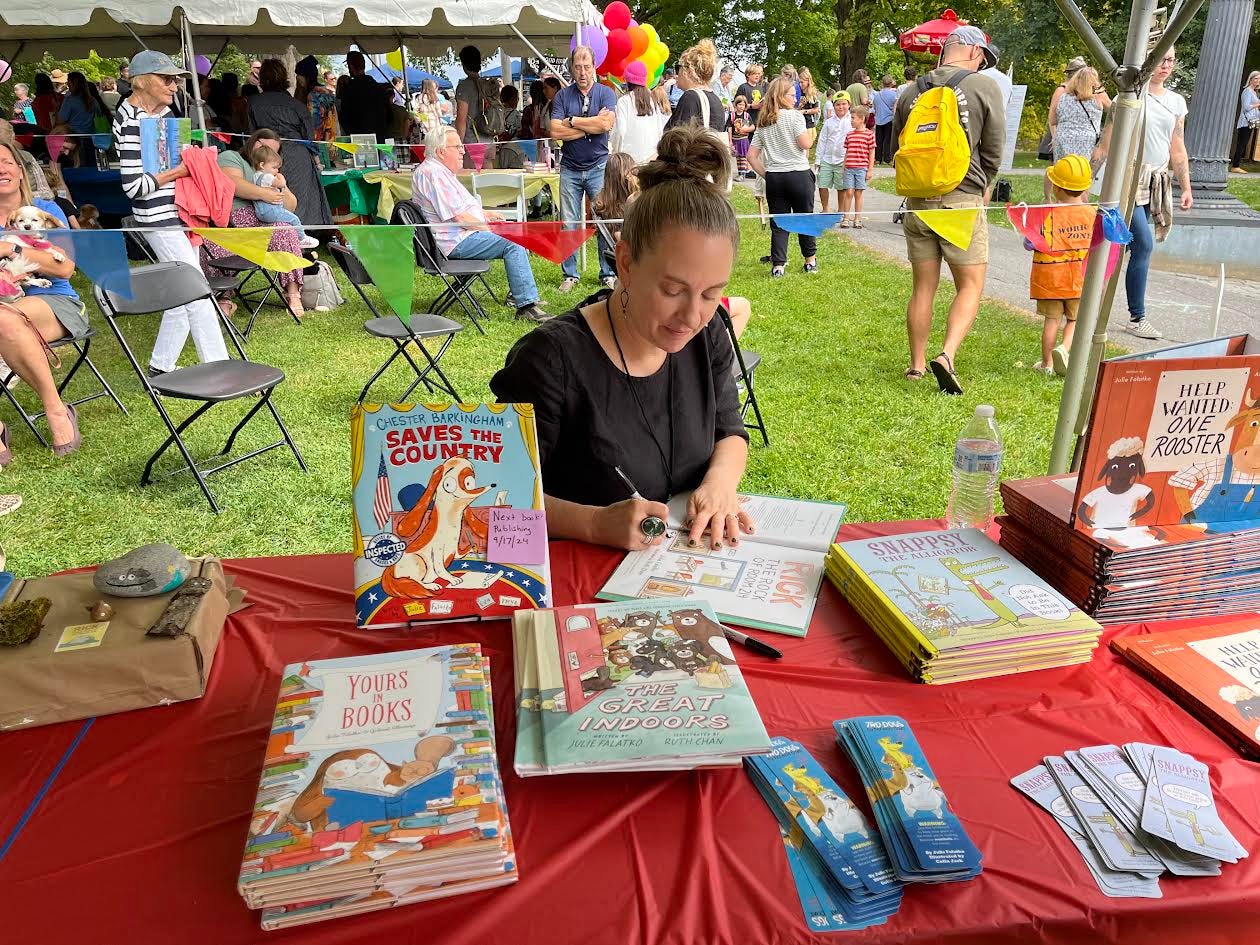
[411, 125, 550, 323]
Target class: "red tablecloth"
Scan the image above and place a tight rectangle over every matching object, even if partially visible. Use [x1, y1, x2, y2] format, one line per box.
[2, 522, 1258, 945]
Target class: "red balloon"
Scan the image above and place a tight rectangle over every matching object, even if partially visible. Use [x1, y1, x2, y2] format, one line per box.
[605, 28, 632, 69]
[603, 1, 632, 31]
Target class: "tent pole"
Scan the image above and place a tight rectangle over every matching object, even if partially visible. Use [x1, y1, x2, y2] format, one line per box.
[510, 25, 569, 86]
[207, 37, 229, 74]
[4, 42, 25, 76]
[1045, 0, 1204, 473]
[121, 22, 150, 52]
[181, 13, 209, 132]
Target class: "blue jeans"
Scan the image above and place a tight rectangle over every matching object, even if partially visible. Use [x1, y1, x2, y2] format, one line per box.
[449, 230, 539, 307]
[1125, 203, 1154, 321]
[559, 163, 615, 280]
[254, 200, 308, 240]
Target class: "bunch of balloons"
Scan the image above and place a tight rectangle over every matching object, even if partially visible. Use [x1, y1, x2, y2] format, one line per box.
[569, 1, 670, 89]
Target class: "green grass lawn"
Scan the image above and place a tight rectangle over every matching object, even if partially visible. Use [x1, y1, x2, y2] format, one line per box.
[1, 189, 1070, 577]
[1226, 161, 1260, 209]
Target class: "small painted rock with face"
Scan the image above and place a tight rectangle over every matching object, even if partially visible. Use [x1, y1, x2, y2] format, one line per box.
[93, 544, 191, 597]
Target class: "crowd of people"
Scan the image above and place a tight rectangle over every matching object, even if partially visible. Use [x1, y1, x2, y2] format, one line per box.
[0, 27, 1230, 488]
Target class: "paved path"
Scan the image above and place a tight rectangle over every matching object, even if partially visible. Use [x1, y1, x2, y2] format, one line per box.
[781, 169, 1260, 355]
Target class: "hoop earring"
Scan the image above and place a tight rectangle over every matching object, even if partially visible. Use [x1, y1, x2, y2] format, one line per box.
[618, 284, 630, 319]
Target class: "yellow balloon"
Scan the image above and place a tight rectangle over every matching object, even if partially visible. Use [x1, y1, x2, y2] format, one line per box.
[645, 42, 664, 70]
[657, 43, 670, 66]
[386, 49, 403, 70]
[641, 24, 658, 45]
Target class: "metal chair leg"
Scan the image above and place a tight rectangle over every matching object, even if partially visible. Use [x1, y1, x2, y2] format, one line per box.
[262, 396, 308, 472]
[358, 344, 409, 404]
[217, 391, 274, 458]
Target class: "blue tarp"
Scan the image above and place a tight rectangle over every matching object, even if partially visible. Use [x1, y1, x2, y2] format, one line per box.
[480, 59, 522, 81]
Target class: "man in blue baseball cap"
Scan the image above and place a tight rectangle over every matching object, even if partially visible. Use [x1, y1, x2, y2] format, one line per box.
[112, 48, 230, 375]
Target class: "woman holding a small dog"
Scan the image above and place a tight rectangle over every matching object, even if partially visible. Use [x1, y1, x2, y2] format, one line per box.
[0, 140, 84, 465]
[492, 125, 752, 552]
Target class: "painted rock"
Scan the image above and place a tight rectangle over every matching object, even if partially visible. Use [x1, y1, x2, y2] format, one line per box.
[93, 544, 190, 597]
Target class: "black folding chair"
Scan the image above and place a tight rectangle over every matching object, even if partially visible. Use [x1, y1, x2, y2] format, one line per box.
[327, 243, 464, 404]
[0, 323, 128, 446]
[392, 200, 489, 334]
[122, 215, 156, 262]
[93, 261, 307, 513]
[717, 305, 769, 447]
[202, 253, 303, 339]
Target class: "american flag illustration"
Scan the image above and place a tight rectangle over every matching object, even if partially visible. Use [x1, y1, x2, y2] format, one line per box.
[373, 454, 392, 530]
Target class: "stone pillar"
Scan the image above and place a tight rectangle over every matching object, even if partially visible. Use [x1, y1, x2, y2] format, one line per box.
[1184, 0, 1255, 193]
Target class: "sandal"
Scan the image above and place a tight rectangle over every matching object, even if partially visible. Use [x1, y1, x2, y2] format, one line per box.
[904, 368, 925, 381]
[853, 221, 865, 229]
[930, 353, 964, 396]
[840, 220, 853, 229]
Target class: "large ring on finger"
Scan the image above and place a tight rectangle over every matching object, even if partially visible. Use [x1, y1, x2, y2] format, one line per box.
[641, 533, 654, 545]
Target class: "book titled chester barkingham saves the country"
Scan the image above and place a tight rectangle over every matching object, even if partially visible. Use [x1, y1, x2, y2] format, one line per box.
[351, 403, 550, 628]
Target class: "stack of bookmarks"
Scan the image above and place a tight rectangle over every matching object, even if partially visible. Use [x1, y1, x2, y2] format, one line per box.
[1001, 336, 1260, 623]
[1112, 616, 1260, 760]
[512, 598, 771, 775]
[1013, 743, 1247, 898]
[825, 528, 1101, 683]
[237, 645, 516, 930]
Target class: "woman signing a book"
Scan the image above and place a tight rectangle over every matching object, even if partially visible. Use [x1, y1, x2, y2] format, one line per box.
[491, 125, 752, 552]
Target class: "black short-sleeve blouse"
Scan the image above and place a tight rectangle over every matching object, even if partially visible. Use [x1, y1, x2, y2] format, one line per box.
[489, 290, 749, 506]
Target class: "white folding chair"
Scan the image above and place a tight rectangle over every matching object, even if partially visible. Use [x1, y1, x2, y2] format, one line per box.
[469, 171, 528, 222]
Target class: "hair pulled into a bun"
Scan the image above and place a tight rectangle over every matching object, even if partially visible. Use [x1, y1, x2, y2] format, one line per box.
[621, 124, 739, 262]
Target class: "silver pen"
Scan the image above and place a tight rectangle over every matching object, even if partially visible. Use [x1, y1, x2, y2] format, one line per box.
[613, 466, 667, 540]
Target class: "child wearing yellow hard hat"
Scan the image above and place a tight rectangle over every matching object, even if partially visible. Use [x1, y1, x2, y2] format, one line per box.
[1026, 154, 1095, 376]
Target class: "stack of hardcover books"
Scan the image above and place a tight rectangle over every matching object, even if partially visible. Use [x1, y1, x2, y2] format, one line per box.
[825, 528, 1101, 683]
[1000, 335, 1260, 623]
[999, 476, 1260, 622]
[1112, 616, 1260, 759]
[512, 599, 771, 775]
[237, 645, 517, 930]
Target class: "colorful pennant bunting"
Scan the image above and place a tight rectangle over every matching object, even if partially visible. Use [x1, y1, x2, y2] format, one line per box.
[342, 226, 415, 322]
[331, 141, 359, 155]
[913, 207, 981, 251]
[191, 227, 309, 273]
[46, 134, 66, 164]
[45, 229, 134, 299]
[489, 221, 595, 265]
[770, 213, 845, 237]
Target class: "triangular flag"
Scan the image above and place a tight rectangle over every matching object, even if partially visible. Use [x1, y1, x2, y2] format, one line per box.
[467, 143, 488, 171]
[331, 141, 359, 155]
[488, 221, 593, 265]
[913, 206, 981, 250]
[45, 229, 134, 298]
[46, 134, 66, 164]
[342, 225, 415, 322]
[771, 213, 845, 237]
[192, 227, 308, 273]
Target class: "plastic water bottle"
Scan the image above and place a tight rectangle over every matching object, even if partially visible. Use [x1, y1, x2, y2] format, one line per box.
[946, 405, 1003, 531]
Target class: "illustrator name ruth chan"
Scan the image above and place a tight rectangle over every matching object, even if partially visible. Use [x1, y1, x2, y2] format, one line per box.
[864, 532, 976, 563]
[381, 422, 504, 466]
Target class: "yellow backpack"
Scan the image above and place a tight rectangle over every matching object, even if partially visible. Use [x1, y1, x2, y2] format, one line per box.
[894, 73, 972, 198]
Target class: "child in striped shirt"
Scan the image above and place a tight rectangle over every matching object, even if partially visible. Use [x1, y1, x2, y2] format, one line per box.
[840, 107, 876, 229]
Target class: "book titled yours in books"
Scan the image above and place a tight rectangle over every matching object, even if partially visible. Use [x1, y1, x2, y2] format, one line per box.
[1072, 335, 1260, 539]
[1113, 617, 1260, 760]
[237, 645, 516, 930]
[351, 403, 550, 628]
[597, 494, 846, 637]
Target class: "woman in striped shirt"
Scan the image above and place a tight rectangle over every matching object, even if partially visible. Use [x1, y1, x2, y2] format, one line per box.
[114, 50, 228, 376]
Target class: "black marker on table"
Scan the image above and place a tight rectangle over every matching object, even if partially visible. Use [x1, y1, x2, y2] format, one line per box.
[723, 625, 783, 659]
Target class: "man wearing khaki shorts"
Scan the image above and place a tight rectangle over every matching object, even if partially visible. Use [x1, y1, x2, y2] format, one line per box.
[893, 25, 1005, 394]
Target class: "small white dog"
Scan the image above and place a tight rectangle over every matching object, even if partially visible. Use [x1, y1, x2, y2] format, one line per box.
[899, 766, 947, 819]
[0, 205, 63, 302]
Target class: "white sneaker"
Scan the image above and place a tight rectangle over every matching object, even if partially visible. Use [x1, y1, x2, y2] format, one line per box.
[558, 277, 579, 293]
[1032, 361, 1054, 375]
[1126, 318, 1163, 340]
[1051, 345, 1069, 376]
[299, 235, 320, 249]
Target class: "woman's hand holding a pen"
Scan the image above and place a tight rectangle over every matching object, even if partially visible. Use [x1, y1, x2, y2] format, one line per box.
[594, 497, 671, 551]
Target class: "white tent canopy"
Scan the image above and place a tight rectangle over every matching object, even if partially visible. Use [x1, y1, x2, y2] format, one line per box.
[0, 1, 596, 58]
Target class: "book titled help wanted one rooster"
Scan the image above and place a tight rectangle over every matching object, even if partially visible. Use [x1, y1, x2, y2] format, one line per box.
[351, 403, 550, 628]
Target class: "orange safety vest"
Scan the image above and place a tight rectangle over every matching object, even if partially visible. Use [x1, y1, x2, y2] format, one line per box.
[1030, 204, 1096, 300]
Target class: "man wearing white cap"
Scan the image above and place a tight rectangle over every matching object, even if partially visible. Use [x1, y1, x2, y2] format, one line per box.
[114, 50, 229, 375]
[893, 23, 1005, 395]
